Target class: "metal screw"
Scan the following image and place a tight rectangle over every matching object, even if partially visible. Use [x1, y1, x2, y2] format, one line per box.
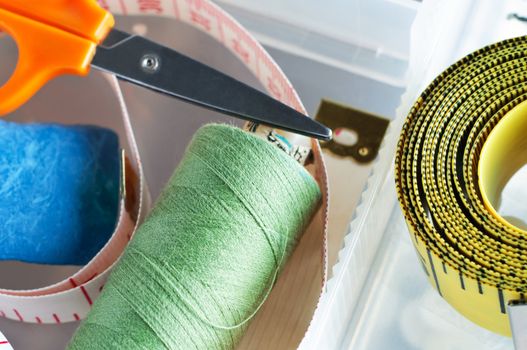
[358, 147, 370, 157]
[141, 54, 161, 73]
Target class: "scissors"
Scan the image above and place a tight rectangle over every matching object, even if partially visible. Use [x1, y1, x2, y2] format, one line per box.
[0, 1, 331, 141]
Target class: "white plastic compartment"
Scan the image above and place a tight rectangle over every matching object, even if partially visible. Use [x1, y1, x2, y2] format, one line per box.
[304, 0, 527, 349]
[215, 0, 417, 88]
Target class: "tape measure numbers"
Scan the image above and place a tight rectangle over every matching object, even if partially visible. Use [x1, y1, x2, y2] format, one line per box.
[395, 36, 527, 336]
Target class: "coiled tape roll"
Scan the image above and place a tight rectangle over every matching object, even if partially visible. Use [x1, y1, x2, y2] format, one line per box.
[395, 36, 527, 337]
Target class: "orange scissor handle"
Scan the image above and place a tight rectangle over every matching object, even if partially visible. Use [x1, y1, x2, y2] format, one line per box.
[0, 1, 114, 115]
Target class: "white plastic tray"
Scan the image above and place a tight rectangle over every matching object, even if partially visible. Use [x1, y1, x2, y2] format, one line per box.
[215, 0, 416, 87]
[305, 0, 527, 349]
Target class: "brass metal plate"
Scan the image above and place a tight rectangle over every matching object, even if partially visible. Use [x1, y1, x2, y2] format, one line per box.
[315, 100, 389, 163]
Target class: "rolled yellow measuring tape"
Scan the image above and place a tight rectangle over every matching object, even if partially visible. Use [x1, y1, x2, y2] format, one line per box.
[395, 36, 527, 337]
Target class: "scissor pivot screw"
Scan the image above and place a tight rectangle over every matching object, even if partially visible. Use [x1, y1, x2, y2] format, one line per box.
[358, 146, 370, 157]
[141, 54, 161, 73]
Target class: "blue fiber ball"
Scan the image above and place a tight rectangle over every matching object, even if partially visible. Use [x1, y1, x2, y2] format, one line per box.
[0, 121, 120, 265]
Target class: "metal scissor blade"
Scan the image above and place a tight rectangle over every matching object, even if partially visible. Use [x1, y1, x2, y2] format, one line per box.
[92, 29, 332, 141]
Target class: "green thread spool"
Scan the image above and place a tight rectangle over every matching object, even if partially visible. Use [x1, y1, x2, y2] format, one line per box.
[68, 124, 321, 349]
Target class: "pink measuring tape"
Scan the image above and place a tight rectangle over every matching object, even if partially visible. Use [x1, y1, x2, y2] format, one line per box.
[0, 0, 330, 347]
[0, 73, 149, 325]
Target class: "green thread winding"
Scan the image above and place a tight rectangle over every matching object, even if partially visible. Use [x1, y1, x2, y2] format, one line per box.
[68, 124, 321, 350]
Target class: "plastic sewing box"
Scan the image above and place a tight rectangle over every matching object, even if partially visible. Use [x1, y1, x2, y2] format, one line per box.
[0, 0, 525, 349]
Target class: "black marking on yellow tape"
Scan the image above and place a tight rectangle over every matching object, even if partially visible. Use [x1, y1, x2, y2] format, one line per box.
[427, 249, 442, 296]
[459, 272, 466, 290]
[442, 261, 448, 274]
[413, 231, 419, 246]
[477, 279, 484, 294]
[520, 293, 526, 303]
[499, 289, 506, 314]
[416, 251, 430, 276]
